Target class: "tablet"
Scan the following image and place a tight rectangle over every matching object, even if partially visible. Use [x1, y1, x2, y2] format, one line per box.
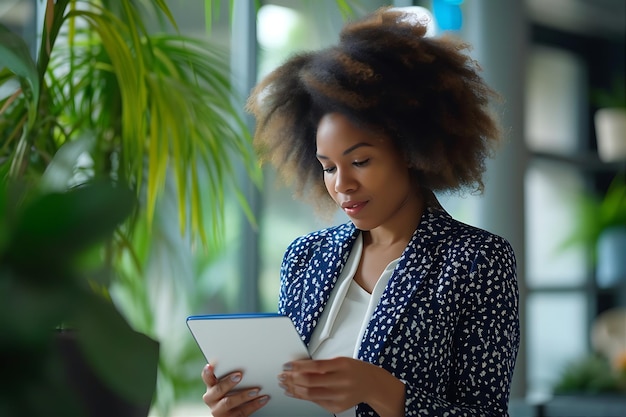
[186, 313, 332, 417]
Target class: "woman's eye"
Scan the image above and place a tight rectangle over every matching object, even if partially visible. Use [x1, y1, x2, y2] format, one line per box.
[322, 166, 336, 173]
[353, 159, 370, 167]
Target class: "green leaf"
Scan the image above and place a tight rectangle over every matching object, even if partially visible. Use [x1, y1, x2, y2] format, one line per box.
[151, 0, 179, 31]
[0, 23, 40, 127]
[7, 181, 136, 272]
[204, 0, 220, 33]
[600, 173, 626, 228]
[335, 0, 357, 19]
[553, 354, 624, 395]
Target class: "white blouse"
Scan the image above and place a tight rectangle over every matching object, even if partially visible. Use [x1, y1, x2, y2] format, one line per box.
[308, 233, 400, 417]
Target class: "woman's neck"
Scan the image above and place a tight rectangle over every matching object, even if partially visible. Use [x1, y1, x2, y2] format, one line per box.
[364, 189, 425, 248]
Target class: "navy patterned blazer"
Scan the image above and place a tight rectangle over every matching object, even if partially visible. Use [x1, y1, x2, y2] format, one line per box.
[278, 204, 520, 417]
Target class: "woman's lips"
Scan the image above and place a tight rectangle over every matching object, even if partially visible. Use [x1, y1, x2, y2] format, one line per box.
[341, 201, 367, 216]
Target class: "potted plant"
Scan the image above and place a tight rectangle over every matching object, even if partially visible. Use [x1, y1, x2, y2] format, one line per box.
[594, 173, 626, 289]
[563, 172, 626, 288]
[0, 179, 160, 416]
[1, 0, 260, 415]
[549, 309, 626, 414]
[553, 353, 626, 396]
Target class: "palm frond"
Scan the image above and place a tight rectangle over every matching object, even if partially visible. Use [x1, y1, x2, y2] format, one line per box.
[37, 2, 260, 247]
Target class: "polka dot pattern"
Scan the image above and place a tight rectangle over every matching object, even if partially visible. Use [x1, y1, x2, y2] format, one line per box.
[278, 205, 520, 416]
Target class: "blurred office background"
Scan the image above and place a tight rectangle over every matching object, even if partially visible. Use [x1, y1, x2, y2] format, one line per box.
[2, 0, 624, 415]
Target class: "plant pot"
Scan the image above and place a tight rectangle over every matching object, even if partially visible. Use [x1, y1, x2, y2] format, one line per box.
[594, 108, 626, 162]
[596, 226, 626, 288]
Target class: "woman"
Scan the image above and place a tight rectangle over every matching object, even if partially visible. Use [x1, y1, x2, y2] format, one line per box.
[202, 7, 519, 417]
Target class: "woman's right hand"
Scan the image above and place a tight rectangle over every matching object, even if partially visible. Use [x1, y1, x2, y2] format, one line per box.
[201, 364, 269, 416]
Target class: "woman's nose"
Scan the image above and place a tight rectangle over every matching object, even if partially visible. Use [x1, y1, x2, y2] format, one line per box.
[334, 169, 357, 194]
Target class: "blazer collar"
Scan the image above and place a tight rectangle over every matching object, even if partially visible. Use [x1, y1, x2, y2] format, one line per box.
[298, 223, 360, 345]
[299, 203, 451, 351]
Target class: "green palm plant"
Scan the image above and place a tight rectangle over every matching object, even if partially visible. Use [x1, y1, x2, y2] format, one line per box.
[1, 0, 261, 415]
[1, 0, 260, 249]
[563, 172, 626, 264]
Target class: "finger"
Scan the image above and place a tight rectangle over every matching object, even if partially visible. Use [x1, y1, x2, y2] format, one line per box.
[238, 395, 270, 415]
[211, 390, 270, 416]
[282, 359, 318, 373]
[202, 371, 244, 406]
[279, 368, 331, 389]
[283, 358, 342, 374]
[202, 364, 218, 386]
[281, 358, 350, 388]
[279, 373, 335, 400]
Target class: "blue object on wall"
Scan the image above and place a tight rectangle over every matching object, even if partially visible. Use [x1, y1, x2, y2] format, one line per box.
[432, 0, 463, 31]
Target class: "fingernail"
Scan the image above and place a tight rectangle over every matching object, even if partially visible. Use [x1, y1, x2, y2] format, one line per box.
[278, 374, 286, 381]
[230, 373, 242, 383]
[259, 396, 269, 405]
[282, 362, 292, 371]
[285, 390, 294, 397]
[248, 389, 259, 397]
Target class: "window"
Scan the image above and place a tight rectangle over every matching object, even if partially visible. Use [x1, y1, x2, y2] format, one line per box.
[524, 24, 626, 401]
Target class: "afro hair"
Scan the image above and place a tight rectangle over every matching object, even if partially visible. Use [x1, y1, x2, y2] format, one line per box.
[246, 6, 502, 209]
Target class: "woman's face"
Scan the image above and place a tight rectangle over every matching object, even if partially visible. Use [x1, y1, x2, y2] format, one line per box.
[316, 112, 418, 231]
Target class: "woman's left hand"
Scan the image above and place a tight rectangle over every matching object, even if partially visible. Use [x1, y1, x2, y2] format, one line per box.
[277, 357, 404, 417]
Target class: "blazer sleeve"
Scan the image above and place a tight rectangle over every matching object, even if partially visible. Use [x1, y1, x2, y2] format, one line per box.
[400, 236, 520, 417]
[277, 237, 301, 317]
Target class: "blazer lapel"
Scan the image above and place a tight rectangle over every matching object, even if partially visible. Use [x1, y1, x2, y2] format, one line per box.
[357, 206, 445, 363]
[298, 224, 360, 345]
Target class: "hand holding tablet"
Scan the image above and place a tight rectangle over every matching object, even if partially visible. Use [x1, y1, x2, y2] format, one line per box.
[187, 313, 333, 417]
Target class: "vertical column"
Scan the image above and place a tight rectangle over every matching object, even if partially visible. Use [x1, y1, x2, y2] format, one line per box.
[462, 0, 529, 400]
[33, 0, 44, 58]
[231, 0, 261, 312]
